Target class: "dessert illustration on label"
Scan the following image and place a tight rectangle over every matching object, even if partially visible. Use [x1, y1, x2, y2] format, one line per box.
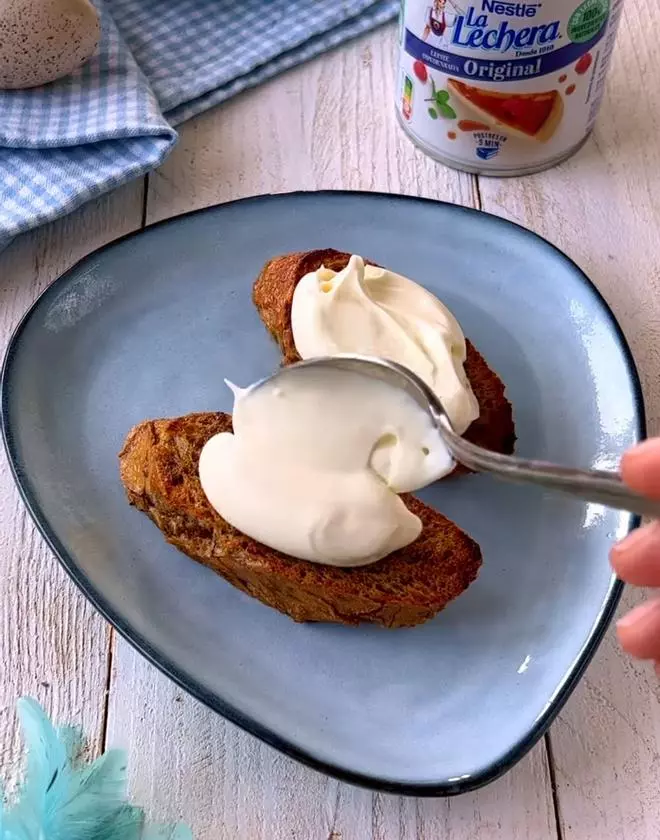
[447, 79, 564, 143]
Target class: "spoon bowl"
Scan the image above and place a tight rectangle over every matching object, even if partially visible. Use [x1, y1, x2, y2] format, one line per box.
[251, 354, 659, 520]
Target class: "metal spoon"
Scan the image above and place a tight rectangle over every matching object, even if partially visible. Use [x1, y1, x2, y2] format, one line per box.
[252, 353, 658, 520]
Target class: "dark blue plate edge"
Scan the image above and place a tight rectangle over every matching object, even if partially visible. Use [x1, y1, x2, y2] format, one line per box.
[0, 190, 642, 797]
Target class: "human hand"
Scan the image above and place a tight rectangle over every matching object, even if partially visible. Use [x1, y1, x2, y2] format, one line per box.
[611, 439, 660, 664]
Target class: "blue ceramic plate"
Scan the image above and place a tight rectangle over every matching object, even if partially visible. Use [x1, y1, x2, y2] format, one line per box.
[1, 192, 642, 795]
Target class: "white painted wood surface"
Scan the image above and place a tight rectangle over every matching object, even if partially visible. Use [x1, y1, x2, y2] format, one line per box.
[476, 4, 660, 837]
[1, 7, 659, 838]
[0, 182, 144, 768]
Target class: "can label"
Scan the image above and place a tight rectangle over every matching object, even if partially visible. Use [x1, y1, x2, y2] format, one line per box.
[397, 0, 624, 172]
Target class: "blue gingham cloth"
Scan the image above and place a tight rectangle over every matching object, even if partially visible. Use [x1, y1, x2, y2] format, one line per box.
[0, 0, 398, 251]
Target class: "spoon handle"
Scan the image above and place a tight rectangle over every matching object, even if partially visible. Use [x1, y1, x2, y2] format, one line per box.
[440, 422, 658, 520]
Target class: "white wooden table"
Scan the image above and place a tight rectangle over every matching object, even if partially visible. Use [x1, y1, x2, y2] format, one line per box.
[2, 8, 660, 838]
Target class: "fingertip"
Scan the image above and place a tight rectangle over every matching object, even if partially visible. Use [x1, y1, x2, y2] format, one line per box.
[610, 522, 660, 585]
[621, 439, 660, 497]
[617, 599, 660, 659]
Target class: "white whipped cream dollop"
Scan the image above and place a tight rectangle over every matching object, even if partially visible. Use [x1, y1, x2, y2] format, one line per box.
[291, 255, 479, 434]
[198, 367, 454, 567]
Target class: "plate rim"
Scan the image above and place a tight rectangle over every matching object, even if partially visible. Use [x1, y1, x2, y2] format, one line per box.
[0, 189, 642, 796]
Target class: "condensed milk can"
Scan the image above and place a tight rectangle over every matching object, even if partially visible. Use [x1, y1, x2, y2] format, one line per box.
[397, 0, 624, 175]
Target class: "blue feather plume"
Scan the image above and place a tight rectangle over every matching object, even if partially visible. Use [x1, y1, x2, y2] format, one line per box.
[0, 698, 193, 840]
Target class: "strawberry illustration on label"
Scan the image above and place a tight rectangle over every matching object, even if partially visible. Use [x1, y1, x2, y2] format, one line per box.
[413, 60, 428, 83]
[575, 52, 593, 75]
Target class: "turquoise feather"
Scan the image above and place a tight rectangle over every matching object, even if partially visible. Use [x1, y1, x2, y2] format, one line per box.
[0, 698, 193, 840]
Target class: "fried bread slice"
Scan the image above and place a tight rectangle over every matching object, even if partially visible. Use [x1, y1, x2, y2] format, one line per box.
[119, 411, 482, 628]
[252, 249, 516, 463]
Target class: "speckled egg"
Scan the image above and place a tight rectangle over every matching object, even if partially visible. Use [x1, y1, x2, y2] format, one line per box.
[0, 0, 100, 89]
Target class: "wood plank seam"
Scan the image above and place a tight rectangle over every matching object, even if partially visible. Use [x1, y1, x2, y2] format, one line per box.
[100, 172, 149, 753]
[545, 731, 565, 840]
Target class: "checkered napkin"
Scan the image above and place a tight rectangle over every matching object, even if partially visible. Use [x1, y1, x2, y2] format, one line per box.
[0, 0, 398, 251]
